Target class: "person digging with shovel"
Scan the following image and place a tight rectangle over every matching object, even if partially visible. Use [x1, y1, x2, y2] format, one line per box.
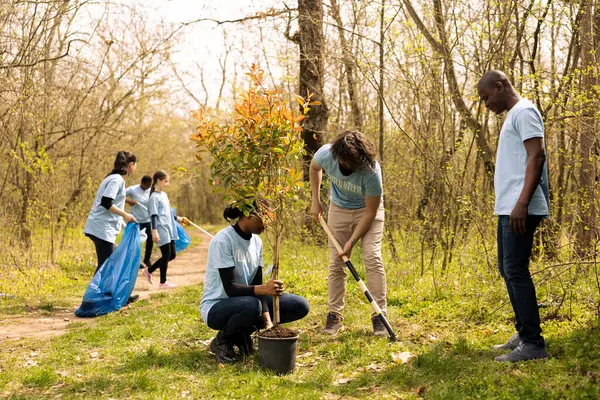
[200, 203, 310, 363]
[310, 131, 389, 337]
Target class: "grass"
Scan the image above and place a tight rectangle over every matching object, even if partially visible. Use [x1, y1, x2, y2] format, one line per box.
[1, 231, 600, 398]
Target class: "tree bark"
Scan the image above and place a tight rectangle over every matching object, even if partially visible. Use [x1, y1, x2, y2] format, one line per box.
[330, 0, 363, 131]
[295, 0, 330, 180]
[576, 0, 600, 253]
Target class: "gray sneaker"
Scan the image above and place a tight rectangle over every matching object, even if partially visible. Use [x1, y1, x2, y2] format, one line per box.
[492, 333, 521, 350]
[322, 313, 344, 335]
[494, 342, 548, 362]
[372, 315, 389, 337]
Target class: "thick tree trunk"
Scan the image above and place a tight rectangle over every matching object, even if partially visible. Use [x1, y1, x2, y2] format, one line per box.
[297, 0, 329, 180]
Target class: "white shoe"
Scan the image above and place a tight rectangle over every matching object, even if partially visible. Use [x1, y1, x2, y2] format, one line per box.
[159, 281, 177, 289]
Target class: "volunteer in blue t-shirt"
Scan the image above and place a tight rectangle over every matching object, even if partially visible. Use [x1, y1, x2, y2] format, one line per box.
[310, 131, 388, 337]
[200, 204, 310, 364]
[84, 151, 137, 274]
[478, 70, 549, 362]
[126, 175, 153, 269]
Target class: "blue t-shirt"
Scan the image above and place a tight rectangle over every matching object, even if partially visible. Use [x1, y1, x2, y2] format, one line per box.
[84, 174, 126, 243]
[494, 98, 549, 216]
[313, 144, 383, 209]
[125, 184, 150, 223]
[200, 226, 263, 322]
[148, 191, 179, 246]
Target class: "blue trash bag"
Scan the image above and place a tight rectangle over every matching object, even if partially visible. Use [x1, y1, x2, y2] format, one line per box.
[175, 221, 190, 253]
[75, 223, 141, 318]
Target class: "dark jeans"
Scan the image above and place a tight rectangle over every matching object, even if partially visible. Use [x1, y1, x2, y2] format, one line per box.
[139, 222, 153, 266]
[148, 241, 176, 284]
[86, 234, 115, 275]
[497, 215, 545, 347]
[206, 293, 310, 337]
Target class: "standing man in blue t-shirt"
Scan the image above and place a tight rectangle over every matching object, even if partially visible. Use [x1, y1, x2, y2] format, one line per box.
[478, 70, 550, 362]
[310, 131, 388, 336]
[126, 175, 153, 269]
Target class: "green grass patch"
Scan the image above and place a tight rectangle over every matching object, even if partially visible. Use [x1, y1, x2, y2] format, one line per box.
[1, 234, 600, 398]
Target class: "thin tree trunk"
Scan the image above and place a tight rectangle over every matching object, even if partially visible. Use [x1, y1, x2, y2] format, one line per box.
[330, 0, 363, 131]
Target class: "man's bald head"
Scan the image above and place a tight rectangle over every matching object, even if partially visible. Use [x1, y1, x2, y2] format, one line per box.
[478, 70, 513, 90]
[477, 70, 519, 114]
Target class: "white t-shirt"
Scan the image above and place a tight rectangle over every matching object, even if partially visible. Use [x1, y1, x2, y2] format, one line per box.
[494, 98, 549, 216]
[200, 225, 263, 322]
[125, 184, 151, 223]
[84, 174, 126, 243]
[148, 191, 179, 246]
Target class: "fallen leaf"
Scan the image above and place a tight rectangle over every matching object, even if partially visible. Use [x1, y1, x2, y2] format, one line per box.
[297, 351, 313, 358]
[336, 378, 352, 385]
[391, 351, 414, 364]
[90, 352, 98, 358]
[416, 386, 426, 394]
[428, 335, 438, 341]
[23, 359, 38, 367]
[181, 391, 190, 398]
[199, 339, 212, 346]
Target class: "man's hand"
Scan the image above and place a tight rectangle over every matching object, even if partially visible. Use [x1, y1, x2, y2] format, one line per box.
[152, 230, 160, 243]
[311, 201, 323, 222]
[510, 202, 528, 235]
[337, 238, 355, 259]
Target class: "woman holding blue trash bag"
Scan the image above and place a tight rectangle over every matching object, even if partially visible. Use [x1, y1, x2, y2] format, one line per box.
[83, 151, 139, 304]
[143, 170, 189, 289]
[84, 151, 137, 274]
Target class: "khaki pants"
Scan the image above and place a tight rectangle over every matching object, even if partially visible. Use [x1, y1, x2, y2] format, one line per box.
[326, 203, 387, 316]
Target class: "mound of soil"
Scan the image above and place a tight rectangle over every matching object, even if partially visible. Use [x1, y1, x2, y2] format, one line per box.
[258, 325, 298, 338]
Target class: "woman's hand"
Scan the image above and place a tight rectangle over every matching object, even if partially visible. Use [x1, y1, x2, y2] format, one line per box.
[123, 212, 136, 224]
[152, 230, 160, 243]
[256, 279, 284, 297]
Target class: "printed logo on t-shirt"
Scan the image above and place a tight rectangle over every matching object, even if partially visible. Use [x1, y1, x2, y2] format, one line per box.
[330, 176, 362, 194]
[235, 248, 256, 265]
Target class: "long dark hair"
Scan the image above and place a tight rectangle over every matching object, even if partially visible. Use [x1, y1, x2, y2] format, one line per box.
[330, 131, 377, 170]
[108, 151, 136, 176]
[150, 170, 168, 196]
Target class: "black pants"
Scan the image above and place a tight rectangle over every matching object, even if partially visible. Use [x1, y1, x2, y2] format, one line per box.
[497, 215, 545, 347]
[139, 222, 153, 266]
[148, 241, 176, 284]
[86, 234, 115, 275]
[206, 294, 310, 337]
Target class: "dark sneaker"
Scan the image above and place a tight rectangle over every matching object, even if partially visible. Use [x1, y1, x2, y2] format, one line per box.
[322, 313, 344, 335]
[492, 333, 521, 350]
[372, 315, 389, 337]
[494, 342, 548, 362]
[126, 295, 139, 304]
[209, 331, 237, 364]
[234, 334, 254, 357]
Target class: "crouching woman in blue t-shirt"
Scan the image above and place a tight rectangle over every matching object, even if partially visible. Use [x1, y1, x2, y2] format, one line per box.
[200, 204, 310, 364]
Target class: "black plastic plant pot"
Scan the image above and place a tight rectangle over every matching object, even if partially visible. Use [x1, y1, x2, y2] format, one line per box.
[257, 334, 299, 374]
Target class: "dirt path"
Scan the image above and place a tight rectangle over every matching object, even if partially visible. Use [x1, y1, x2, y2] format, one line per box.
[0, 234, 210, 342]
